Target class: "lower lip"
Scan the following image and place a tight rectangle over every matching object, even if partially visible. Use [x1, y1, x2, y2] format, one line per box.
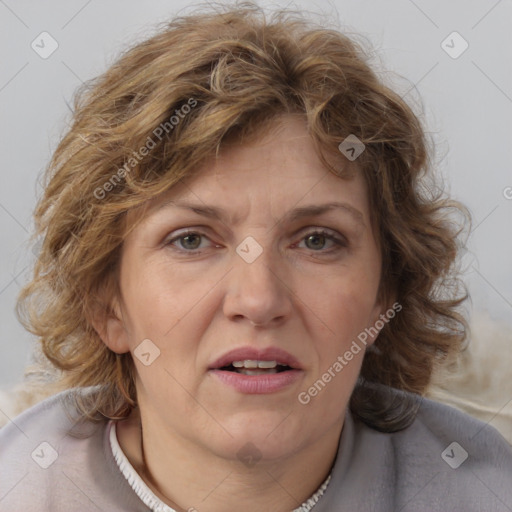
[209, 369, 303, 394]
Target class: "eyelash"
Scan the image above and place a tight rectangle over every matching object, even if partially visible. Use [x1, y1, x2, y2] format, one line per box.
[164, 228, 347, 255]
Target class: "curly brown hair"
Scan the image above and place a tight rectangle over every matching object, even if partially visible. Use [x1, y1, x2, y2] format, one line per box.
[16, 1, 469, 431]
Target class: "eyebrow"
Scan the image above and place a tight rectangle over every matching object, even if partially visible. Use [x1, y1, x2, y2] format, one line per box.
[152, 200, 365, 228]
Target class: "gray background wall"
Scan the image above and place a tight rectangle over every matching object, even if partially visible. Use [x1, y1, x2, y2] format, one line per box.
[1, 0, 511, 388]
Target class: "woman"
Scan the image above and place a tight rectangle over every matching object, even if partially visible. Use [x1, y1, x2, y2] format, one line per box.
[1, 2, 511, 511]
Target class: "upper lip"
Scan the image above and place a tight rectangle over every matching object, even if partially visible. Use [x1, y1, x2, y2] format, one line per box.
[209, 347, 302, 370]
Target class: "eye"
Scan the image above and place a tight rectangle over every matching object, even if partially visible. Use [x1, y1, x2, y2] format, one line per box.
[296, 229, 347, 252]
[164, 228, 346, 254]
[165, 230, 214, 252]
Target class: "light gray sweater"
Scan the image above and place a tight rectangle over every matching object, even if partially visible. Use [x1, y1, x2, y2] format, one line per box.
[1, 387, 511, 511]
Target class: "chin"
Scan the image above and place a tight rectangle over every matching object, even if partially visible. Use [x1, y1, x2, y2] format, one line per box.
[207, 412, 309, 461]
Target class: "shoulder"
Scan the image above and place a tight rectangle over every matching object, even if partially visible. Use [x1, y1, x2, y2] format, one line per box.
[320, 387, 512, 512]
[392, 395, 512, 509]
[377, 391, 512, 510]
[416, 392, 510, 440]
[0, 387, 148, 511]
[403, 394, 512, 470]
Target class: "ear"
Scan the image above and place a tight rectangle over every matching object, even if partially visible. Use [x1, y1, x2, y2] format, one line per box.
[365, 301, 384, 347]
[365, 294, 401, 347]
[88, 287, 131, 355]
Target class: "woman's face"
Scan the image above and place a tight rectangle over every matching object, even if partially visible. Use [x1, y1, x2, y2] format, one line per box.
[104, 114, 383, 462]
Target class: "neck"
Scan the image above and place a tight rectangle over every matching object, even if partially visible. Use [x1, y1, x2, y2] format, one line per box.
[116, 408, 343, 512]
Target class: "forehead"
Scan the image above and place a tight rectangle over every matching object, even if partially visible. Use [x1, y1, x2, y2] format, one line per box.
[126, 114, 367, 228]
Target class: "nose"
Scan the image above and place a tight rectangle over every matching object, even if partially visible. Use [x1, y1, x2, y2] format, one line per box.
[222, 245, 293, 328]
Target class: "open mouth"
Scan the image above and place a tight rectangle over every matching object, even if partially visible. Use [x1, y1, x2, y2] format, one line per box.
[209, 351, 303, 393]
[219, 360, 293, 376]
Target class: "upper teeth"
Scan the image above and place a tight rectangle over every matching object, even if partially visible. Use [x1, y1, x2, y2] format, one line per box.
[232, 360, 278, 369]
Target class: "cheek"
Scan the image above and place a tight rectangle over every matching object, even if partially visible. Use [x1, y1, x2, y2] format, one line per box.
[121, 257, 220, 340]
[301, 264, 380, 342]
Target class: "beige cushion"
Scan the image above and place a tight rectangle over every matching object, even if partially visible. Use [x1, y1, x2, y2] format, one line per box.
[427, 311, 512, 445]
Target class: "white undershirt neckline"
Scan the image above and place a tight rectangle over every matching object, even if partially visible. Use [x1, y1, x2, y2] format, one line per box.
[108, 420, 331, 512]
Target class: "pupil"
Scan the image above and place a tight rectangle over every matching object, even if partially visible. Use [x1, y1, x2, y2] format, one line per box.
[182, 234, 201, 249]
[306, 234, 325, 250]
